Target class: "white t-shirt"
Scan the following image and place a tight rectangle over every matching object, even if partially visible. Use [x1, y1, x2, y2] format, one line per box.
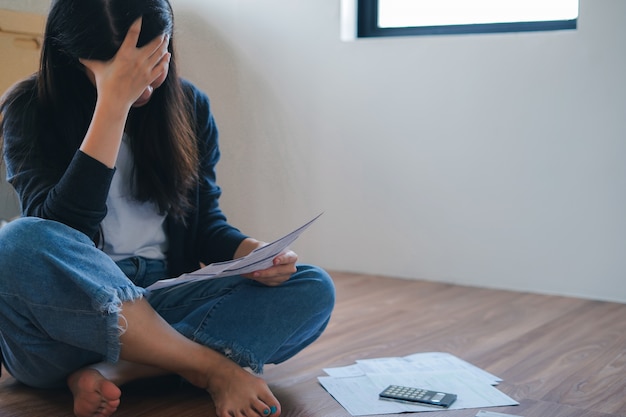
[101, 136, 168, 261]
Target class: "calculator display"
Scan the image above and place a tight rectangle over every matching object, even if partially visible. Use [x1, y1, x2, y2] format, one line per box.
[431, 393, 444, 402]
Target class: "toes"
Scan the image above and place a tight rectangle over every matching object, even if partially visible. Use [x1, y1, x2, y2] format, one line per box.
[68, 369, 121, 417]
[256, 401, 280, 416]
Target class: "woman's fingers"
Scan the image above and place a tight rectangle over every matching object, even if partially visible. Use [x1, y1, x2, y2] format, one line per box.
[91, 19, 170, 106]
[118, 16, 170, 80]
[121, 17, 143, 50]
[273, 250, 298, 267]
[145, 35, 171, 82]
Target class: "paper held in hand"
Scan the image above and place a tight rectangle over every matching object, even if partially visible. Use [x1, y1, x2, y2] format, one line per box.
[146, 213, 323, 291]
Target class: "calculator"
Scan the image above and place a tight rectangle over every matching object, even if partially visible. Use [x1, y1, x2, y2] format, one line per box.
[379, 385, 457, 408]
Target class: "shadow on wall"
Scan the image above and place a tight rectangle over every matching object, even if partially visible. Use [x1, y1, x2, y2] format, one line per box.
[172, 6, 261, 218]
[173, 5, 313, 231]
[173, 5, 242, 118]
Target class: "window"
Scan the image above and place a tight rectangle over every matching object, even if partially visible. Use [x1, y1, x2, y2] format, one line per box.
[357, 0, 579, 38]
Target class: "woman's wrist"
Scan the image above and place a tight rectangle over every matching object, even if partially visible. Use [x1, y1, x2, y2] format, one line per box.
[79, 98, 129, 168]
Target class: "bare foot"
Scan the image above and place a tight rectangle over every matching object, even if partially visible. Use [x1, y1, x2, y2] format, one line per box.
[185, 357, 281, 417]
[67, 368, 122, 417]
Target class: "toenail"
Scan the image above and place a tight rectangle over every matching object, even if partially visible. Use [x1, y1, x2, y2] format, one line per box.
[263, 409, 270, 415]
[270, 405, 277, 414]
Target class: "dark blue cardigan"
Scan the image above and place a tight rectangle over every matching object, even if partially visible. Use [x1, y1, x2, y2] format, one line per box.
[2, 78, 248, 279]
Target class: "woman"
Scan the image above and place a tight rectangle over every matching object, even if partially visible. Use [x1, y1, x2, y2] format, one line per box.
[0, 1, 335, 416]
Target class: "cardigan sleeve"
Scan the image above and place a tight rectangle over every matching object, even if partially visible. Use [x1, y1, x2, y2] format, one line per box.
[2, 83, 114, 240]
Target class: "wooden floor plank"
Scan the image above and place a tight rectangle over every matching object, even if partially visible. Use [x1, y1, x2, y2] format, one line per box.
[2, 271, 626, 417]
[484, 300, 626, 409]
[538, 303, 626, 415]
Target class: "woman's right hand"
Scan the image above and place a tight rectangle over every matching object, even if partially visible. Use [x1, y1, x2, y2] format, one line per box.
[80, 17, 171, 111]
[78, 17, 171, 168]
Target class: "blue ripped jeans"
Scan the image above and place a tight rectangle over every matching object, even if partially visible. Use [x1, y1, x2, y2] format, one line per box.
[0, 217, 335, 389]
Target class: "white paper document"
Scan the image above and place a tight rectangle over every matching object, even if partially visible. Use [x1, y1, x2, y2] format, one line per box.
[357, 352, 501, 386]
[146, 213, 323, 291]
[319, 352, 518, 416]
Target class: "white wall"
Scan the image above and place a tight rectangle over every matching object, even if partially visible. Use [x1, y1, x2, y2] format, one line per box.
[2, 0, 624, 302]
[171, 0, 626, 302]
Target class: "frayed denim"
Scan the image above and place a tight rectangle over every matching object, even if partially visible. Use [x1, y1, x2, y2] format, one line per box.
[0, 217, 335, 388]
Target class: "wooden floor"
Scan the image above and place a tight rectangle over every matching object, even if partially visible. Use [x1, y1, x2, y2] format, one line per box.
[2, 271, 626, 417]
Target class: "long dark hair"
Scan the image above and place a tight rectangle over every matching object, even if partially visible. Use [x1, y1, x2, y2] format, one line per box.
[3, 0, 198, 220]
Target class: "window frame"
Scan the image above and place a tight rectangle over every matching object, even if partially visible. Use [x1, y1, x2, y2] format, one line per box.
[357, 0, 578, 38]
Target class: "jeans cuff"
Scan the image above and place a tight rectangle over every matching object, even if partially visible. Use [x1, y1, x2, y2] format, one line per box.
[176, 324, 264, 374]
[93, 284, 147, 363]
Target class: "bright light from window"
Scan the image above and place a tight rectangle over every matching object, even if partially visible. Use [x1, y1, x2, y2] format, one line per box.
[378, 0, 579, 28]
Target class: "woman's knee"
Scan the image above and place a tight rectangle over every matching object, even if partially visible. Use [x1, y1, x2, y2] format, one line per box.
[0, 217, 91, 258]
[292, 264, 336, 315]
[0, 217, 94, 290]
[0, 218, 43, 268]
[2, 217, 67, 252]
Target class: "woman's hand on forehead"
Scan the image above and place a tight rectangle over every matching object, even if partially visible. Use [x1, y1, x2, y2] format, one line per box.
[79, 17, 171, 110]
